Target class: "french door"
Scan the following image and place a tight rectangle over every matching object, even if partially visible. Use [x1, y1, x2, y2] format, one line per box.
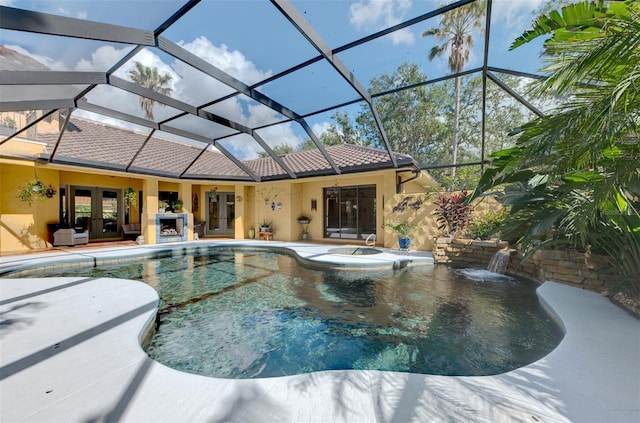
[206, 191, 235, 236]
[70, 186, 121, 239]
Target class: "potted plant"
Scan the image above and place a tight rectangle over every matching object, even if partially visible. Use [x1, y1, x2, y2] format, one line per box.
[260, 219, 272, 233]
[385, 221, 416, 251]
[248, 225, 255, 239]
[297, 215, 311, 224]
[301, 226, 309, 240]
[173, 199, 183, 212]
[158, 200, 169, 213]
[18, 179, 56, 206]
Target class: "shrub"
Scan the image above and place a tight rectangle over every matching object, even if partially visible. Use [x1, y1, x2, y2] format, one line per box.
[468, 209, 508, 240]
[434, 191, 472, 237]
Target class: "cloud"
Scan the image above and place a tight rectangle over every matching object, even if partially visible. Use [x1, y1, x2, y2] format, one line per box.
[3, 44, 67, 70]
[312, 121, 332, 136]
[8, 35, 303, 159]
[491, 0, 545, 29]
[56, 8, 88, 19]
[349, 0, 415, 45]
[0, 0, 15, 5]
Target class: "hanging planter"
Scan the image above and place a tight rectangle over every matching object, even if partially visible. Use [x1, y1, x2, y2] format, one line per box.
[18, 180, 56, 205]
[124, 187, 137, 213]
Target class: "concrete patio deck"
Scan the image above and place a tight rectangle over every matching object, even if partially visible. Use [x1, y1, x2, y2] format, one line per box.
[1, 241, 638, 422]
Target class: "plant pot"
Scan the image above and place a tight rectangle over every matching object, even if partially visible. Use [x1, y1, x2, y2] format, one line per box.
[248, 229, 255, 239]
[159, 208, 165, 213]
[301, 232, 309, 240]
[399, 237, 411, 250]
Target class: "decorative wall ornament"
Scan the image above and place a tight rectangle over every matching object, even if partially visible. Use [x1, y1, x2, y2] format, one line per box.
[392, 196, 424, 213]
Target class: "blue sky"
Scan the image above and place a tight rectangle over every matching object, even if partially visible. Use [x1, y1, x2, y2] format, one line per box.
[0, 0, 549, 158]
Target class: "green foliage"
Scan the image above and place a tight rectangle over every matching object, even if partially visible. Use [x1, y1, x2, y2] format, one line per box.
[385, 221, 416, 238]
[468, 209, 508, 240]
[1, 115, 16, 128]
[128, 61, 173, 120]
[158, 200, 169, 209]
[258, 143, 295, 158]
[260, 219, 272, 230]
[18, 180, 56, 205]
[469, 0, 640, 293]
[124, 187, 137, 212]
[434, 191, 473, 237]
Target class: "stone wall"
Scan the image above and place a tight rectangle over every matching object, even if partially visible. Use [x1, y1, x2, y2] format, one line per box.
[433, 237, 616, 292]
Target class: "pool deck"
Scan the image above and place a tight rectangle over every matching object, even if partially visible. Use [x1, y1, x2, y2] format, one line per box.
[1, 240, 639, 422]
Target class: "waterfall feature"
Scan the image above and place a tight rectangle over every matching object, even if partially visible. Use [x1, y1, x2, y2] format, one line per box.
[488, 249, 511, 274]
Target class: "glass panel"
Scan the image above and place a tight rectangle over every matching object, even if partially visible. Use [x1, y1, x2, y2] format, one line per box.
[226, 194, 235, 231]
[73, 188, 92, 232]
[484, 78, 537, 157]
[324, 185, 376, 239]
[290, 0, 437, 48]
[340, 186, 358, 239]
[0, 85, 88, 102]
[488, 0, 545, 75]
[111, 46, 237, 107]
[2, 110, 65, 143]
[84, 84, 184, 122]
[162, 1, 319, 84]
[324, 187, 340, 238]
[258, 59, 360, 116]
[336, 15, 454, 93]
[0, 29, 136, 72]
[100, 189, 119, 236]
[358, 186, 377, 237]
[163, 114, 238, 141]
[491, 71, 561, 115]
[131, 132, 204, 176]
[428, 164, 482, 191]
[10, 1, 183, 29]
[183, 144, 250, 179]
[208, 192, 220, 232]
[204, 94, 288, 129]
[47, 113, 150, 168]
[304, 102, 364, 146]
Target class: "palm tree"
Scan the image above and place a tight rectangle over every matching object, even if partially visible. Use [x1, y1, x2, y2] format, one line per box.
[127, 61, 173, 120]
[422, 1, 485, 181]
[470, 1, 640, 293]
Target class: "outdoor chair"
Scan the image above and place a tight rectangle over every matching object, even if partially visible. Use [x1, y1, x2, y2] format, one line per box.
[53, 228, 89, 246]
[121, 223, 141, 239]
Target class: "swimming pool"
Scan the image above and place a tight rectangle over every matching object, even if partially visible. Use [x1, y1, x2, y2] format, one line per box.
[5, 247, 562, 379]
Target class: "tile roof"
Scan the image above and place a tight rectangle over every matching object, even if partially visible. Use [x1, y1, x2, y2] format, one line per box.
[38, 117, 416, 180]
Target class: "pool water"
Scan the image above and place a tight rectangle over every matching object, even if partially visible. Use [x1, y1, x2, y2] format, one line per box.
[9, 248, 563, 378]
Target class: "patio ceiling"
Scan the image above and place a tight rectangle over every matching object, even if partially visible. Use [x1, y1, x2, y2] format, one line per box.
[0, 0, 546, 182]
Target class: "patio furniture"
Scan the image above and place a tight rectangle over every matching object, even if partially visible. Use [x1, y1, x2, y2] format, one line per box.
[122, 223, 141, 239]
[53, 228, 89, 246]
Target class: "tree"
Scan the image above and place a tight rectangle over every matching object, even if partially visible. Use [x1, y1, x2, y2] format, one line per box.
[470, 1, 640, 293]
[355, 62, 452, 166]
[127, 61, 173, 120]
[257, 143, 295, 158]
[422, 1, 485, 180]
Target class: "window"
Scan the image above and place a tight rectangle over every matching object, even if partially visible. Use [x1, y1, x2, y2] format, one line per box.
[324, 185, 376, 240]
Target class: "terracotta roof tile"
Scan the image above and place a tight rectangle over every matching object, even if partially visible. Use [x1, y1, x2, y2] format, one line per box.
[37, 117, 415, 180]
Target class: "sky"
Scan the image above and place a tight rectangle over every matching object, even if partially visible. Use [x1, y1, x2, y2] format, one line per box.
[0, 0, 550, 159]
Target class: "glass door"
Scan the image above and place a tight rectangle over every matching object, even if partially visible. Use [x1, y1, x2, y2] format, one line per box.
[206, 191, 235, 236]
[70, 186, 121, 239]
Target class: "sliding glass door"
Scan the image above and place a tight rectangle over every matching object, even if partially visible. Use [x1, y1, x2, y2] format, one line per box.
[324, 185, 376, 240]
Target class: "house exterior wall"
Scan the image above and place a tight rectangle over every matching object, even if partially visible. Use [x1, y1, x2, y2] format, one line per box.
[0, 145, 439, 254]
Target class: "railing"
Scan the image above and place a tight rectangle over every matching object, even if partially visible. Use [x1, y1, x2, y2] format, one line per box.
[365, 233, 376, 246]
